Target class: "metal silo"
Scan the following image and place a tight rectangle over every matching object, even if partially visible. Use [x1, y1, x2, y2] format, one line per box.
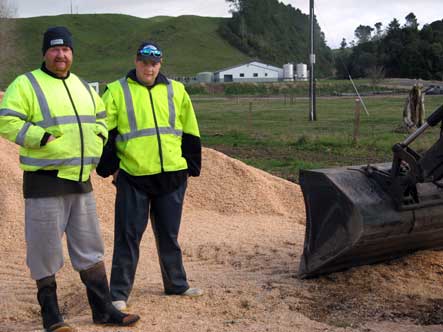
[283, 63, 294, 81]
[296, 63, 308, 80]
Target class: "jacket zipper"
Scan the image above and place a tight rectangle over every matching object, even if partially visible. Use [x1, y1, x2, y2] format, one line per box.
[148, 88, 164, 173]
[63, 79, 85, 182]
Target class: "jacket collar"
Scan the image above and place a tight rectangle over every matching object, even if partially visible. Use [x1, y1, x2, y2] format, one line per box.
[40, 62, 71, 80]
[126, 69, 169, 87]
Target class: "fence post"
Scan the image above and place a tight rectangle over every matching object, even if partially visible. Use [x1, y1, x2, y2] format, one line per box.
[353, 98, 361, 145]
[248, 101, 253, 131]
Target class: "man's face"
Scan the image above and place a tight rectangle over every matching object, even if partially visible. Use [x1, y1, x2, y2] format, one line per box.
[44, 46, 73, 78]
[135, 58, 162, 86]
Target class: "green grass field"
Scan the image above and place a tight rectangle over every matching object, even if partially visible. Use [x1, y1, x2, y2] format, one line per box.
[194, 95, 443, 182]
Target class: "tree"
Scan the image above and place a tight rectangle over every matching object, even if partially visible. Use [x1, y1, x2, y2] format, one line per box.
[335, 39, 351, 79]
[387, 18, 400, 34]
[374, 22, 383, 39]
[405, 12, 419, 30]
[354, 25, 374, 44]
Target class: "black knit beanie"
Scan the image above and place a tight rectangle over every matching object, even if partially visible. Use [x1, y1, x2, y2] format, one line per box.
[42, 26, 73, 55]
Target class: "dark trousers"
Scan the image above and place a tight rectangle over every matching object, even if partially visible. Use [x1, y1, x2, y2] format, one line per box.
[110, 173, 189, 301]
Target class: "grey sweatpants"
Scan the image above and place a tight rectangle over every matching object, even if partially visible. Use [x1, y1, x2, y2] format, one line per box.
[25, 192, 104, 280]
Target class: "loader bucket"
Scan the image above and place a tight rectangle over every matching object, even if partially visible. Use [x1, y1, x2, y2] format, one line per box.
[298, 164, 443, 278]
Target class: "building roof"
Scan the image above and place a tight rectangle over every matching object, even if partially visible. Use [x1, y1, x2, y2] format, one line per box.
[214, 60, 282, 74]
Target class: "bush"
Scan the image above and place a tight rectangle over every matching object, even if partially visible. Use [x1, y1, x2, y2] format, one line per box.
[185, 84, 208, 95]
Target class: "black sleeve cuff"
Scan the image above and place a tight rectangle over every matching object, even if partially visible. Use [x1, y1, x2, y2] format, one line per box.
[40, 132, 51, 146]
[98, 133, 106, 144]
[182, 133, 202, 177]
[96, 129, 120, 177]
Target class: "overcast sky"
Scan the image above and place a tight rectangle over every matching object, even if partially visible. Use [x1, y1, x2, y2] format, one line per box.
[10, 0, 443, 48]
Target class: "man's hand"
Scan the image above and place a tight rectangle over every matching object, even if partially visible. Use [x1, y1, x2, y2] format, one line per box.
[112, 170, 119, 186]
[47, 135, 56, 143]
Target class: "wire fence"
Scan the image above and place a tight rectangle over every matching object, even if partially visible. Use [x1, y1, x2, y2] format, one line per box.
[192, 94, 443, 182]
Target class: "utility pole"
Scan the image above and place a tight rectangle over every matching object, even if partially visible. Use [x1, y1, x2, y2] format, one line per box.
[309, 0, 317, 121]
[70, 0, 73, 14]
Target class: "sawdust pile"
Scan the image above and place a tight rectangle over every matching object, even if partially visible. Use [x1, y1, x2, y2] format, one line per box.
[1, 139, 443, 332]
[185, 148, 304, 219]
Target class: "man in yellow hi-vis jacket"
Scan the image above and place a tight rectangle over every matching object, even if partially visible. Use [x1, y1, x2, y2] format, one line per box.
[0, 26, 139, 332]
[96, 41, 203, 311]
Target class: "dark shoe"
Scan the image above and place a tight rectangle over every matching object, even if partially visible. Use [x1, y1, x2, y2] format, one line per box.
[37, 276, 70, 331]
[96, 313, 140, 327]
[80, 262, 140, 326]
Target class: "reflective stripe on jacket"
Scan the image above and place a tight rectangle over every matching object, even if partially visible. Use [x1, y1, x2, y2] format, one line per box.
[103, 76, 200, 176]
[0, 68, 107, 182]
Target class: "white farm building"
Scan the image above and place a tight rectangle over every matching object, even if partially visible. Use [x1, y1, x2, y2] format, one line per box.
[213, 61, 283, 83]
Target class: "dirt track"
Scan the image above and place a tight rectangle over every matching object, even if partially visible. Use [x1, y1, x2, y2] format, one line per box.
[1, 140, 443, 332]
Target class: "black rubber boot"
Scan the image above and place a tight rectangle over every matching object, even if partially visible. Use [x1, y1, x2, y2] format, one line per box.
[79, 262, 139, 326]
[36, 276, 74, 332]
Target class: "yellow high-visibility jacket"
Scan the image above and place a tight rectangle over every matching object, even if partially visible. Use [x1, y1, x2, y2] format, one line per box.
[102, 74, 200, 176]
[0, 68, 107, 182]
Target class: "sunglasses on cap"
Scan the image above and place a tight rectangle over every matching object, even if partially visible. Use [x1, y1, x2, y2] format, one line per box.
[138, 45, 162, 57]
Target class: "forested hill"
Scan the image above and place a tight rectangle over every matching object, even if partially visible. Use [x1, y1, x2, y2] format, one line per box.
[336, 16, 443, 80]
[219, 0, 334, 77]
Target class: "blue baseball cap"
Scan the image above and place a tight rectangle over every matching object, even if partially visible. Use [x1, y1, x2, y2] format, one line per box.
[136, 42, 163, 62]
